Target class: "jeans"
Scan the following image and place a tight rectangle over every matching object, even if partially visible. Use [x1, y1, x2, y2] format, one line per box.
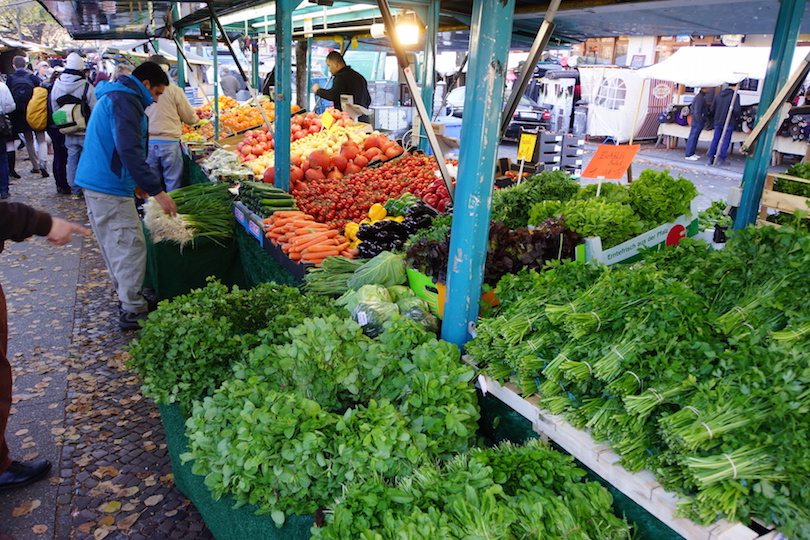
[0, 148, 8, 196]
[83, 189, 148, 314]
[708, 124, 734, 161]
[65, 135, 85, 195]
[146, 142, 184, 192]
[684, 122, 704, 157]
[47, 126, 69, 192]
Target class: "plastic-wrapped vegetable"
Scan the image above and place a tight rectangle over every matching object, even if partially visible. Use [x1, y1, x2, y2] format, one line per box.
[351, 301, 400, 338]
[396, 297, 439, 334]
[336, 284, 391, 313]
[386, 285, 414, 302]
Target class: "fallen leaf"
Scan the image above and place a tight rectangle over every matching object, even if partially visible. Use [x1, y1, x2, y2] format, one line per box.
[159, 474, 174, 483]
[94, 525, 113, 540]
[12, 499, 41, 517]
[32, 525, 48, 533]
[116, 512, 141, 530]
[23, 452, 39, 461]
[97, 515, 115, 526]
[119, 486, 139, 497]
[101, 501, 121, 513]
[121, 502, 137, 512]
[143, 494, 164, 507]
[165, 510, 178, 517]
[77, 522, 94, 533]
[14, 429, 29, 436]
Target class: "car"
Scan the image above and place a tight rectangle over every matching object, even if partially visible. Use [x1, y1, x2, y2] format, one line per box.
[443, 86, 552, 140]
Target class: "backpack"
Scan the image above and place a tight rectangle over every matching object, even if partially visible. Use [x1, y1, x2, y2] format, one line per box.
[52, 82, 91, 134]
[26, 86, 49, 131]
[0, 112, 13, 141]
[7, 72, 36, 107]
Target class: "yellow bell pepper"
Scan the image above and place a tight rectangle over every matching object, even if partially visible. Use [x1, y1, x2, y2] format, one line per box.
[368, 203, 387, 221]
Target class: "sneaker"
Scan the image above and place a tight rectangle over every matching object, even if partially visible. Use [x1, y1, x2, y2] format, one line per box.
[716, 158, 727, 166]
[71, 192, 84, 200]
[30, 168, 40, 174]
[40, 168, 49, 178]
[9, 171, 20, 179]
[57, 189, 71, 195]
[119, 311, 148, 330]
[685, 154, 700, 161]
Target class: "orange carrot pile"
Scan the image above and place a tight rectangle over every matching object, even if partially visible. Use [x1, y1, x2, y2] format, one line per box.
[263, 210, 357, 265]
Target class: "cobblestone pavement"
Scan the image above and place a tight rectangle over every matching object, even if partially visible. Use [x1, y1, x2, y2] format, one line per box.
[0, 159, 212, 539]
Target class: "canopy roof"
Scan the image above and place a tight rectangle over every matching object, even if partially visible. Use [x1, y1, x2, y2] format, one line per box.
[35, 0, 810, 44]
[638, 46, 810, 86]
[105, 39, 213, 65]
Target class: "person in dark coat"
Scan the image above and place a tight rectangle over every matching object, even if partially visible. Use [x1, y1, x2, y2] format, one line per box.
[685, 88, 709, 161]
[6, 56, 49, 177]
[707, 84, 742, 166]
[0, 202, 89, 492]
[311, 51, 371, 117]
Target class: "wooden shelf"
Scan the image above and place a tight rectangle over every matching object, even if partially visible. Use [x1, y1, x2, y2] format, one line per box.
[478, 374, 776, 540]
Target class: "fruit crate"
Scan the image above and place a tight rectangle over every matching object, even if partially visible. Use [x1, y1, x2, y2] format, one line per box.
[757, 172, 810, 227]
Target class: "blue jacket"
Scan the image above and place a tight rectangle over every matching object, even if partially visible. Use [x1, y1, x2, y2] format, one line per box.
[75, 75, 164, 197]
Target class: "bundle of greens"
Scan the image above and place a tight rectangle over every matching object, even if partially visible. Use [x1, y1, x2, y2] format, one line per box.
[304, 256, 367, 296]
[183, 317, 480, 524]
[529, 198, 644, 249]
[627, 168, 698, 226]
[144, 182, 234, 247]
[312, 439, 632, 540]
[126, 280, 344, 414]
[490, 169, 580, 229]
[465, 222, 810, 536]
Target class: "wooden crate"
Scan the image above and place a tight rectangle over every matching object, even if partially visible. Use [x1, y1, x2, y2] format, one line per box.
[478, 375, 780, 540]
[758, 173, 810, 227]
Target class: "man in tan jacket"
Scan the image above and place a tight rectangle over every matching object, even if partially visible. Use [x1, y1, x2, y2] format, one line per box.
[144, 55, 199, 192]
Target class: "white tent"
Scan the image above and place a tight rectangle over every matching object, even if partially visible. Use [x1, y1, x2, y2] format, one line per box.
[637, 46, 810, 87]
[579, 66, 668, 143]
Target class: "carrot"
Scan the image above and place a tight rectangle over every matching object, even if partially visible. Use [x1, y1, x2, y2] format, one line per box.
[332, 241, 350, 252]
[273, 210, 308, 218]
[304, 243, 342, 253]
[292, 220, 328, 228]
[266, 232, 284, 240]
[302, 250, 340, 261]
[346, 248, 359, 257]
[288, 251, 302, 260]
[290, 229, 338, 246]
[339, 250, 353, 258]
[291, 235, 340, 253]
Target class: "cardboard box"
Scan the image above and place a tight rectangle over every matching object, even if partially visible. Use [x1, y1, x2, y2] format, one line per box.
[576, 199, 700, 265]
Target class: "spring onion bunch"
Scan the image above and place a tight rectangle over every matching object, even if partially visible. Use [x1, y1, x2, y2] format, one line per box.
[144, 182, 234, 248]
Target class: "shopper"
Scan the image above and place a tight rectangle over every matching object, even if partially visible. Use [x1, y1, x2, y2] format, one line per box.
[7, 56, 48, 177]
[35, 61, 50, 83]
[0, 201, 89, 491]
[42, 70, 71, 195]
[0, 80, 15, 200]
[144, 55, 200, 192]
[74, 61, 177, 330]
[707, 84, 742, 167]
[219, 68, 240, 99]
[311, 51, 371, 117]
[112, 62, 134, 82]
[50, 52, 97, 198]
[685, 88, 709, 161]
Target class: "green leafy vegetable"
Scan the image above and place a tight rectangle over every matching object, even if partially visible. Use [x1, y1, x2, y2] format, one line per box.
[627, 168, 698, 226]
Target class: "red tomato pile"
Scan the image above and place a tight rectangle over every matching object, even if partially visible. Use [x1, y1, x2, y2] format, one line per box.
[293, 153, 440, 228]
[411, 159, 458, 213]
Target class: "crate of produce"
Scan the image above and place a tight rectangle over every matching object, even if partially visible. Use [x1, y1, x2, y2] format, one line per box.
[577, 198, 699, 265]
[757, 172, 810, 227]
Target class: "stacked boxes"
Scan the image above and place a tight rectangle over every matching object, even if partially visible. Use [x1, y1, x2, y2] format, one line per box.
[561, 134, 585, 177]
[536, 132, 563, 171]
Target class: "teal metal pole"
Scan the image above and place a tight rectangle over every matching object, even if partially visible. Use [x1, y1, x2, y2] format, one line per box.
[172, 5, 186, 88]
[252, 45, 260, 91]
[274, 0, 294, 191]
[735, 0, 806, 229]
[441, 0, 515, 346]
[307, 36, 313, 111]
[418, 2, 439, 153]
[213, 23, 219, 140]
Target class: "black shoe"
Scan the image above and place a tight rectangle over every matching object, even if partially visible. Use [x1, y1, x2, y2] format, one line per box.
[57, 188, 71, 195]
[30, 168, 40, 174]
[0, 193, 9, 200]
[9, 171, 20, 179]
[40, 168, 49, 178]
[119, 311, 148, 330]
[0, 459, 52, 491]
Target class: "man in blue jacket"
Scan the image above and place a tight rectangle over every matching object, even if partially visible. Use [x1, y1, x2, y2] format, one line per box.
[707, 84, 742, 166]
[75, 62, 177, 330]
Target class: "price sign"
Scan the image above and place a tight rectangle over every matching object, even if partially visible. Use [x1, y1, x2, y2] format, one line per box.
[581, 144, 640, 180]
[517, 132, 537, 162]
[321, 110, 335, 130]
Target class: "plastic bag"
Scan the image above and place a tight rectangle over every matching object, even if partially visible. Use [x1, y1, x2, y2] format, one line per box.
[352, 301, 400, 338]
[336, 284, 391, 313]
[396, 297, 439, 334]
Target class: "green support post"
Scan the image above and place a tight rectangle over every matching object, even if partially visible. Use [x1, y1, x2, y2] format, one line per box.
[441, 0, 516, 346]
[417, 2, 439, 153]
[274, 0, 294, 191]
[735, 0, 807, 228]
[213, 23, 219, 140]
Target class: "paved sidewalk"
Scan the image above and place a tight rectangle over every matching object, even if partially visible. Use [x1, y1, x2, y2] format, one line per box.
[0, 167, 212, 539]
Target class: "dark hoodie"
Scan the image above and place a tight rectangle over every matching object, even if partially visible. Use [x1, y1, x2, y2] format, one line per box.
[710, 88, 741, 127]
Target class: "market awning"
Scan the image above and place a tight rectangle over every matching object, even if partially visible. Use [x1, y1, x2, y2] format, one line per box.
[637, 46, 810, 86]
[105, 38, 214, 66]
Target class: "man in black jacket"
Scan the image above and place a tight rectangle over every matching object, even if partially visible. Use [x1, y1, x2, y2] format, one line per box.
[707, 84, 742, 166]
[685, 88, 709, 161]
[0, 202, 88, 493]
[311, 51, 371, 119]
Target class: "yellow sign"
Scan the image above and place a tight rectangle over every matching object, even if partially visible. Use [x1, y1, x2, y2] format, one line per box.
[321, 110, 335, 130]
[517, 132, 537, 161]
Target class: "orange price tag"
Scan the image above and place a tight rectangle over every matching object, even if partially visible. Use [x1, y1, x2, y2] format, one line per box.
[581, 144, 640, 180]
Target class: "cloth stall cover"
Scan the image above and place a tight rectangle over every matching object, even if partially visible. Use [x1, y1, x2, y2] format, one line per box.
[579, 67, 648, 143]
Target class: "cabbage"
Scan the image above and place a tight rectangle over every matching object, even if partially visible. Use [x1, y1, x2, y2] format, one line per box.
[336, 284, 391, 313]
[352, 301, 400, 337]
[346, 251, 407, 289]
[396, 297, 439, 334]
[387, 285, 414, 302]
